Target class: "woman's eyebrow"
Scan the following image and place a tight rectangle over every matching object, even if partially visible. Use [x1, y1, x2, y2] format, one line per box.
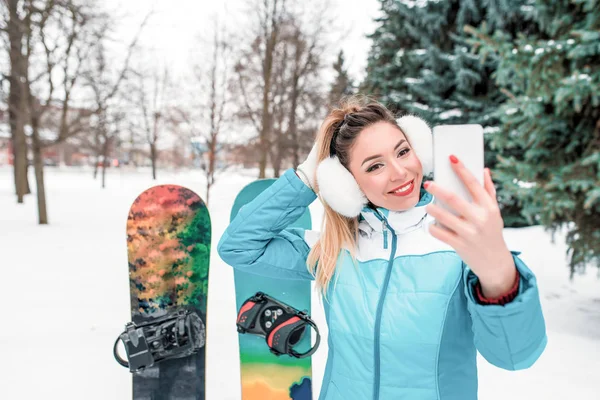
[361, 139, 407, 166]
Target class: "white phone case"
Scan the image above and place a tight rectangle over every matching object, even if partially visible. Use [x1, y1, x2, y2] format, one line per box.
[432, 124, 485, 218]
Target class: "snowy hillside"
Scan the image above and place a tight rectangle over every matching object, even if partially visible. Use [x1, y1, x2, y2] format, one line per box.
[0, 165, 598, 400]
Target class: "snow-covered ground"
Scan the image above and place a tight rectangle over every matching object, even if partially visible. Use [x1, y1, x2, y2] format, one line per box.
[1, 165, 599, 400]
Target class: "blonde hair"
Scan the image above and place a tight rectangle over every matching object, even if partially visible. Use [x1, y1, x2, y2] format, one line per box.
[306, 95, 400, 298]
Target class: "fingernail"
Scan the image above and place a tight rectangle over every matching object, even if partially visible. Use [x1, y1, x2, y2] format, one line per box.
[423, 181, 431, 189]
[449, 155, 459, 164]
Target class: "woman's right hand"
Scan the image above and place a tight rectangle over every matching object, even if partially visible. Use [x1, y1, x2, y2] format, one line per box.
[296, 143, 319, 192]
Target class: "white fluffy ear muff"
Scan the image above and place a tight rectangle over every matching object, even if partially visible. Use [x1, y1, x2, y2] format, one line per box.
[396, 115, 433, 176]
[316, 156, 367, 218]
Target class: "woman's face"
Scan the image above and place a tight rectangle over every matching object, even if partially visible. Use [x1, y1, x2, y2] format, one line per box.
[347, 121, 423, 211]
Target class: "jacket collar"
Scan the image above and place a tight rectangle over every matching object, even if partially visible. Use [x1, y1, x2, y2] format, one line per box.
[358, 186, 433, 236]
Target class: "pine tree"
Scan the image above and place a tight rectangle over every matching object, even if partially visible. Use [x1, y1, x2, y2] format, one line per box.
[328, 50, 354, 108]
[362, 0, 536, 227]
[469, 0, 600, 274]
[361, 0, 430, 112]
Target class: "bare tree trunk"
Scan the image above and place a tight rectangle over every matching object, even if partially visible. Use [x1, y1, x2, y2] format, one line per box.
[137, 67, 166, 181]
[12, 121, 29, 202]
[93, 152, 99, 178]
[8, 0, 30, 203]
[93, 131, 100, 179]
[259, 85, 271, 178]
[23, 29, 49, 223]
[194, 17, 231, 205]
[271, 34, 288, 178]
[271, 109, 285, 177]
[288, 21, 319, 167]
[30, 115, 48, 224]
[271, 140, 282, 177]
[151, 109, 159, 180]
[258, 0, 282, 178]
[206, 140, 216, 206]
[101, 133, 108, 188]
[289, 71, 300, 167]
[86, 14, 151, 187]
[150, 142, 157, 180]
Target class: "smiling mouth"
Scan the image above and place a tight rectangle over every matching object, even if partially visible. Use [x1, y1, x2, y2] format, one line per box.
[388, 179, 414, 194]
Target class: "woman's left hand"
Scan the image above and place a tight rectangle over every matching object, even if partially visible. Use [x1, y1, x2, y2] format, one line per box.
[423, 155, 517, 299]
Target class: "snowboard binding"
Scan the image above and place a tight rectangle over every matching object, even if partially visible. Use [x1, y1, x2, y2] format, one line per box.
[113, 309, 206, 372]
[236, 292, 320, 359]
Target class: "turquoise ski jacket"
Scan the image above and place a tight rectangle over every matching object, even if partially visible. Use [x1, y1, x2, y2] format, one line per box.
[218, 168, 547, 400]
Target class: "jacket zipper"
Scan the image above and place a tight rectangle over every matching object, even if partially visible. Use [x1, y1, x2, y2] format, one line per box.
[372, 210, 397, 400]
[382, 220, 388, 249]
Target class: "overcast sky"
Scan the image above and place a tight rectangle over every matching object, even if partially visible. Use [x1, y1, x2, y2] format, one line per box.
[102, 0, 381, 84]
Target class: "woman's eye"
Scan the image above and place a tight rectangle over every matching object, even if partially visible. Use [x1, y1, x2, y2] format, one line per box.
[366, 164, 382, 173]
[366, 149, 410, 173]
[398, 148, 410, 157]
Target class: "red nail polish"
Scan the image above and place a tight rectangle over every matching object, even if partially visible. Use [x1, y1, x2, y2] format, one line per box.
[423, 181, 430, 189]
[449, 155, 458, 164]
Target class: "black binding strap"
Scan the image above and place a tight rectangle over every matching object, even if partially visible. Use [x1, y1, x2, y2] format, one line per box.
[113, 309, 205, 372]
[237, 292, 321, 359]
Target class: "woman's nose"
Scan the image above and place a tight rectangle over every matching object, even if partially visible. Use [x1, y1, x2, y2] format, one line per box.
[389, 159, 408, 181]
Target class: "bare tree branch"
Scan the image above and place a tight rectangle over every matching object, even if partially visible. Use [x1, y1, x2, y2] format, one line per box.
[235, 65, 261, 132]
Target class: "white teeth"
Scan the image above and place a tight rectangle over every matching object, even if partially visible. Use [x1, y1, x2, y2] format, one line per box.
[392, 181, 412, 194]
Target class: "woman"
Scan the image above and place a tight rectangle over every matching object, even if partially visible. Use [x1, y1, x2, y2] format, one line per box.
[218, 97, 547, 400]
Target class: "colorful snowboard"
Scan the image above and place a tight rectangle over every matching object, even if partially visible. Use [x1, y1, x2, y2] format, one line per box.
[230, 179, 313, 400]
[127, 185, 210, 399]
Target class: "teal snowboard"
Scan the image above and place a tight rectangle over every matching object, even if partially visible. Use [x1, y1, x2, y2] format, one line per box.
[229, 179, 313, 400]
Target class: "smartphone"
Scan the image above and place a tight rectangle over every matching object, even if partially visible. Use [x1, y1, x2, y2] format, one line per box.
[432, 124, 485, 219]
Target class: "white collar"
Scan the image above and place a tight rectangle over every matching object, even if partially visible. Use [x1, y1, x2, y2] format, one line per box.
[358, 187, 433, 236]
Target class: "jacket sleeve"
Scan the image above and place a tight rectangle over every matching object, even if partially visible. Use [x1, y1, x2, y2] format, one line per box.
[217, 168, 318, 280]
[463, 250, 547, 370]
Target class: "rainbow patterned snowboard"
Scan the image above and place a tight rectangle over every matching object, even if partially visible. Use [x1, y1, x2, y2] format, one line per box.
[127, 185, 210, 399]
[230, 179, 313, 400]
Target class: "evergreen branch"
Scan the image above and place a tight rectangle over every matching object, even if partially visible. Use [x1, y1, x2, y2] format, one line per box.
[463, 25, 498, 48]
[500, 88, 518, 103]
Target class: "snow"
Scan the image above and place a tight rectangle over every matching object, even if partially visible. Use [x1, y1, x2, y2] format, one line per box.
[1, 165, 599, 400]
[401, 0, 432, 9]
[438, 108, 463, 120]
[483, 126, 501, 134]
[404, 77, 423, 84]
[516, 179, 536, 188]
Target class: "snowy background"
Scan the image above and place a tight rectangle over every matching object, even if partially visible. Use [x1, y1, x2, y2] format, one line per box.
[1, 166, 599, 400]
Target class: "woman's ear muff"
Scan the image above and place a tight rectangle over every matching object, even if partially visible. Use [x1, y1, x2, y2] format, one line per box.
[396, 115, 433, 176]
[316, 156, 367, 218]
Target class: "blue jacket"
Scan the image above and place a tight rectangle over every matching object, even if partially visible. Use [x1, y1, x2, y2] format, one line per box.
[218, 168, 547, 400]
